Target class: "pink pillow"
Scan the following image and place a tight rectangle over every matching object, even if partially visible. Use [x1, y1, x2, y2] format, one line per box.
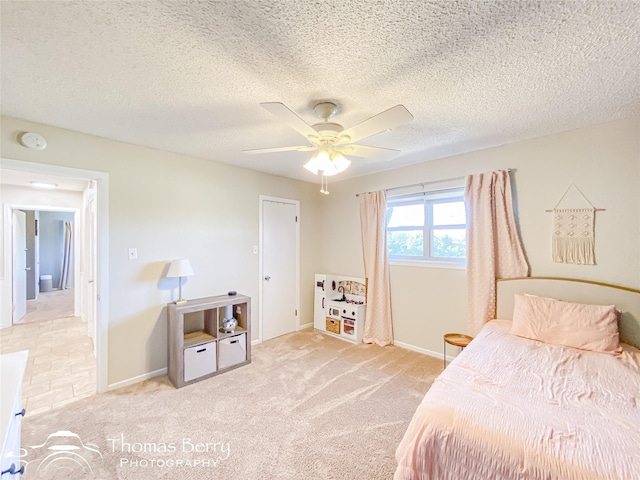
[510, 294, 622, 354]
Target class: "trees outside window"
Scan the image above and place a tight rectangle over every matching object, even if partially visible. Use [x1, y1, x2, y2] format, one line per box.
[387, 189, 466, 264]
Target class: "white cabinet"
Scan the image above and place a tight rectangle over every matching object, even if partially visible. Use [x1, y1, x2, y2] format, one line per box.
[326, 303, 366, 344]
[1, 351, 28, 477]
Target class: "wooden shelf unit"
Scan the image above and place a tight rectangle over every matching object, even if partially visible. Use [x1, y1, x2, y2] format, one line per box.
[167, 294, 251, 388]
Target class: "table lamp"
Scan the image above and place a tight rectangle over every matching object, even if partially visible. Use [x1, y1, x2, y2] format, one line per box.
[166, 259, 194, 305]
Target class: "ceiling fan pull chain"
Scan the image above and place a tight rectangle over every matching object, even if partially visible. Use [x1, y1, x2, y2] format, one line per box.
[320, 174, 329, 195]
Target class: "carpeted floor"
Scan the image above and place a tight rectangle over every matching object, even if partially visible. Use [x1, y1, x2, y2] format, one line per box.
[20, 329, 442, 479]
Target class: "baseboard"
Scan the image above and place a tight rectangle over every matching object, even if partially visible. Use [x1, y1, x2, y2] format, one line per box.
[253, 323, 311, 345]
[394, 340, 456, 363]
[107, 367, 167, 391]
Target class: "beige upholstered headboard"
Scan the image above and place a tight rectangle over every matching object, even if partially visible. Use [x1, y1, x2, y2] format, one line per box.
[496, 277, 640, 349]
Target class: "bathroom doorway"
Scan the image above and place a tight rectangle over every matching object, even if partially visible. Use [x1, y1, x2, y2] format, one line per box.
[15, 209, 77, 325]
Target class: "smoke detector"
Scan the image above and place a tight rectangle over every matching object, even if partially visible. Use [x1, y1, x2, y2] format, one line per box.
[19, 132, 47, 150]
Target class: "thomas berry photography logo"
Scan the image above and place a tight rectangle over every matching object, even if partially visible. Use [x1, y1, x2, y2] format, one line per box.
[20, 430, 231, 477]
[22, 430, 103, 478]
[108, 433, 231, 469]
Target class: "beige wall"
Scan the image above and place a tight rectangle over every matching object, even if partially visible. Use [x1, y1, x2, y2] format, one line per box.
[2, 114, 638, 383]
[320, 115, 640, 355]
[1, 116, 323, 386]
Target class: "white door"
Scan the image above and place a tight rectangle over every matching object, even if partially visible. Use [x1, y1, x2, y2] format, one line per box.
[262, 199, 297, 341]
[86, 195, 98, 355]
[12, 210, 27, 323]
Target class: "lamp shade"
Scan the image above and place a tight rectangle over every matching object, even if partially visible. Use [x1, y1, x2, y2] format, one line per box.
[166, 259, 194, 278]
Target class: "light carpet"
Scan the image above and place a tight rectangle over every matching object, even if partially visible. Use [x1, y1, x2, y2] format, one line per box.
[20, 329, 442, 479]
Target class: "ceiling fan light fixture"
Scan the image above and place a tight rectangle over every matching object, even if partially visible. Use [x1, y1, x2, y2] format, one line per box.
[303, 159, 319, 175]
[336, 134, 351, 144]
[331, 153, 350, 174]
[305, 149, 351, 177]
[304, 150, 329, 175]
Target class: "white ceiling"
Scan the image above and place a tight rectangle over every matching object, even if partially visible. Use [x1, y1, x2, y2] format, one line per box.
[1, 1, 639, 184]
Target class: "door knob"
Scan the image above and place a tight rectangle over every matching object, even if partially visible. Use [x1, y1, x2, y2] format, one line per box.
[264, 275, 271, 281]
[25, 267, 31, 271]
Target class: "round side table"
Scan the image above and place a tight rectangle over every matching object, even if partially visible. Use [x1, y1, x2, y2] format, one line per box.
[443, 333, 473, 368]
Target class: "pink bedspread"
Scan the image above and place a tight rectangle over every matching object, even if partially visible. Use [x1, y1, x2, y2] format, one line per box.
[395, 320, 640, 480]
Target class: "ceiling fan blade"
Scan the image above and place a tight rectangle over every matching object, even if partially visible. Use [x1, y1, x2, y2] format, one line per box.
[260, 102, 318, 139]
[343, 144, 400, 161]
[243, 145, 314, 155]
[342, 105, 413, 143]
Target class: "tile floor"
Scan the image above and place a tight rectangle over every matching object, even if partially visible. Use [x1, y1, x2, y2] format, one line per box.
[16, 288, 75, 325]
[0, 290, 96, 416]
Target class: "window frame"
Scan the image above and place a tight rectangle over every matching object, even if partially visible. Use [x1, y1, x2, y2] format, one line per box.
[386, 187, 467, 266]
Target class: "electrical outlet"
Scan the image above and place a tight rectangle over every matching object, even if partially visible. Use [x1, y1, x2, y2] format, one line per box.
[128, 248, 138, 260]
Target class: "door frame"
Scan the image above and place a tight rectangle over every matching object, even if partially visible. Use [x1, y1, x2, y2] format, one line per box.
[1, 158, 109, 394]
[258, 195, 300, 344]
[7, 206, 81, 320]
[11, 209, 27, 323]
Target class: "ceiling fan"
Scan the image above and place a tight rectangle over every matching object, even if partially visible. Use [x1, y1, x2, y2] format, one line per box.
[243, 100, 414, 180]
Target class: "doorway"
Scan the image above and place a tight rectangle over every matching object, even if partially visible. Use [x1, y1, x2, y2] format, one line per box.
[259, 196, 300, 342]
[0, 158, 109, 394]
[13, 209, 78, 325]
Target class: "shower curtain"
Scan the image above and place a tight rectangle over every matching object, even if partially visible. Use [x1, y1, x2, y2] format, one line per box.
[59, 221, 73, 289]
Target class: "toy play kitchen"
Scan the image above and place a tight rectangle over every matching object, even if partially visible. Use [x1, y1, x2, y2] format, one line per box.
[314, 274, 366, 344]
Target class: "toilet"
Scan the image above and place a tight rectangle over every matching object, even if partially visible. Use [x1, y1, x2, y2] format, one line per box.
[40, 274, 53, 292]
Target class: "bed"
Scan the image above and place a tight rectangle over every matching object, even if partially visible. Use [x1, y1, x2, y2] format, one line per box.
[395, 277, 640, 480]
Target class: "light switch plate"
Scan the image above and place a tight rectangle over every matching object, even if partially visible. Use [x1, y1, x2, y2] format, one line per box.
[252, 246, 258, 254]
[128, 248, 138, 260]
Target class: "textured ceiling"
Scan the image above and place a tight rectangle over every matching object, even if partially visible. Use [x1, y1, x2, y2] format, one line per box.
[1, 1, 639, 183]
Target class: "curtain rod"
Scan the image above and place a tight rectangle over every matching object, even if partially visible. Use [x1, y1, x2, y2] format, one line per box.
[355, 169, 512, 197]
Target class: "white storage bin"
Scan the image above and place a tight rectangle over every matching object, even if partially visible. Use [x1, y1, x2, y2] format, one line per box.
[218, 333, 247, 370]
[184, 342, 216, 382]
[40, 275, 53, 292]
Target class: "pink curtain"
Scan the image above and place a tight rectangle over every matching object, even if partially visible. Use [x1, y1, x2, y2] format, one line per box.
[465, 170, 529, 335]
[359, 191, 393, 346]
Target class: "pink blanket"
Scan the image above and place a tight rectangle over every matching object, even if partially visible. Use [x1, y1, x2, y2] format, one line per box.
[395, 320, 640, 480]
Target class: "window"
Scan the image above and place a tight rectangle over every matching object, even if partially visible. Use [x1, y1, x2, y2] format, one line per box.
[386, 188, 466, 264]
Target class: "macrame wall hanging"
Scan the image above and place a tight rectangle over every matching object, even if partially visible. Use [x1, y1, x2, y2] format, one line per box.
[546, 184, 605, 265]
